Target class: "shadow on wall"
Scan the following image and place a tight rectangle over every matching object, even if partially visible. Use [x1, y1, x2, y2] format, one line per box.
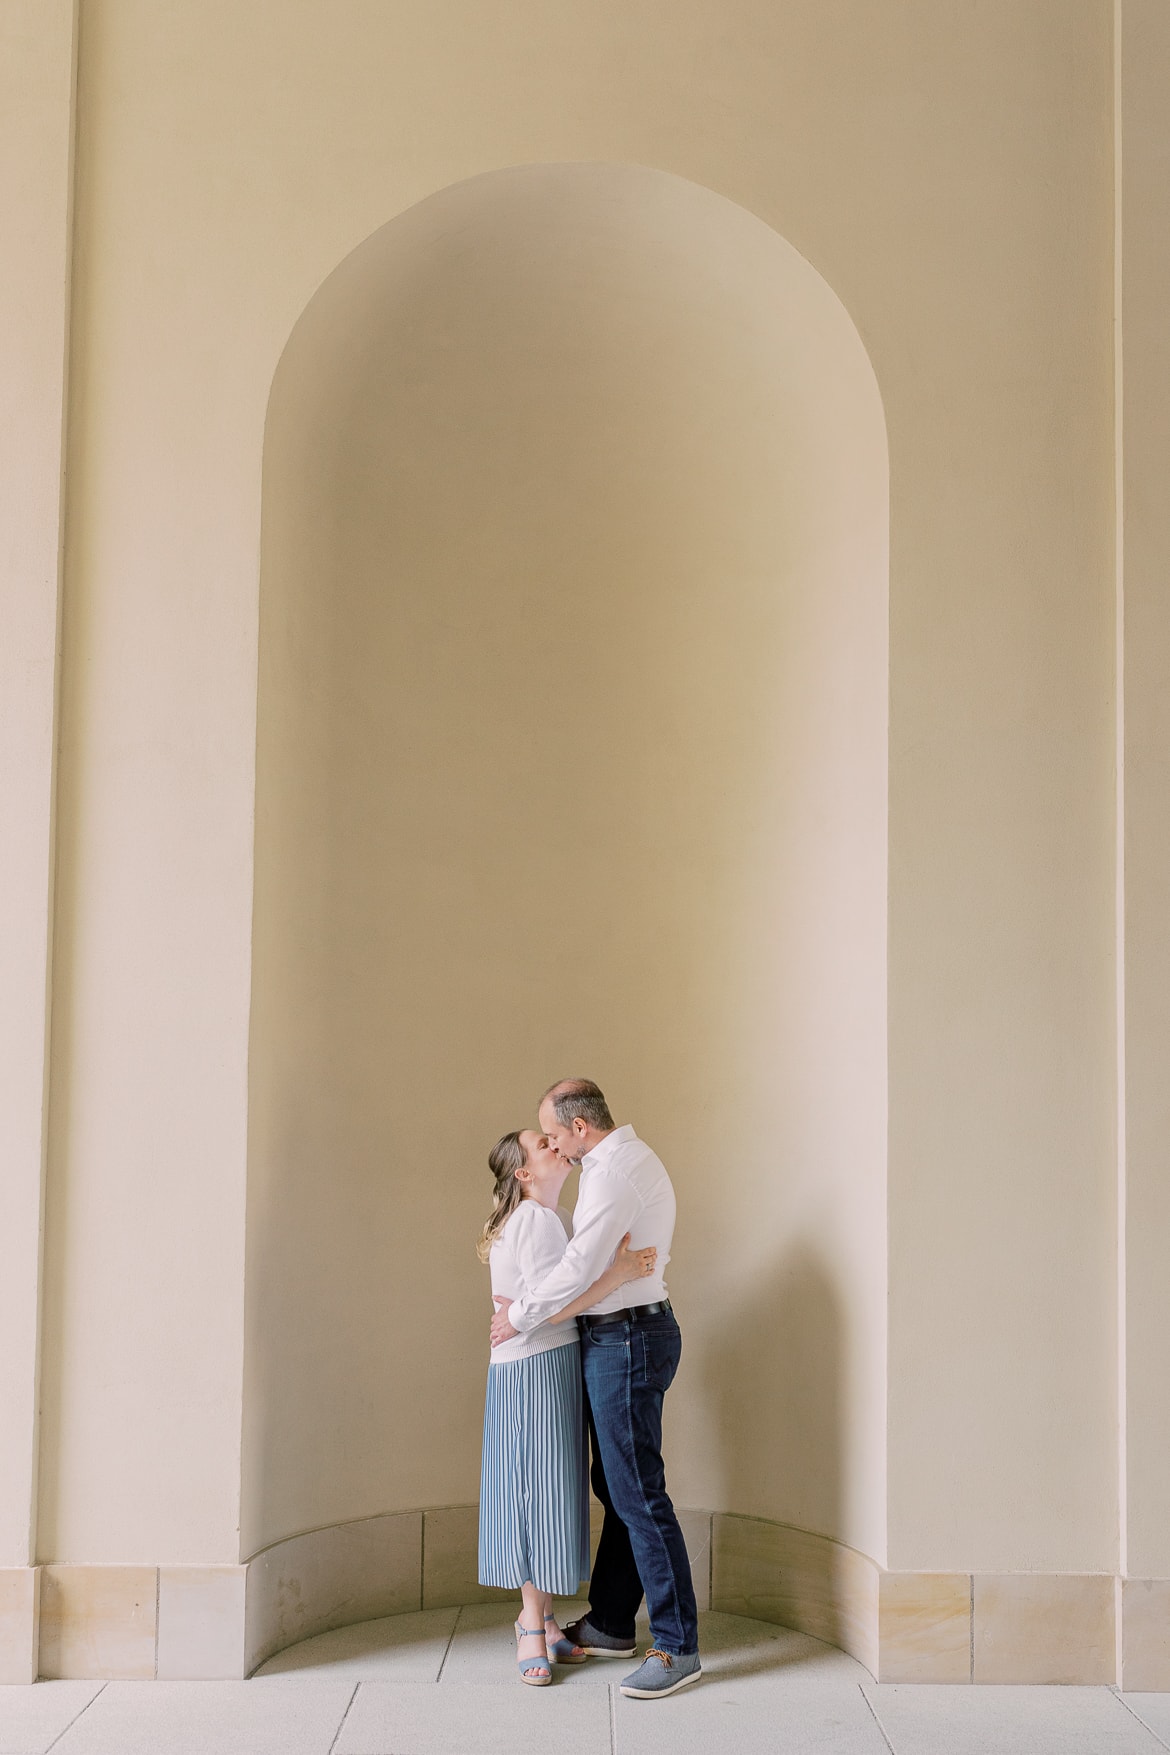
[704, 1240, 843, 1542]
[242, 161, 888, 1568]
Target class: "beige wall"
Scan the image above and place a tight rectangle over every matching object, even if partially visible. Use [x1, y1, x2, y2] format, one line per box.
[882, 8, 1116, 1572]
[242, 162, 888, 1559]
[1119, 0, 1170, 1584]
[0, 0, 76, 1570]
[6, 0, 1142, 1592]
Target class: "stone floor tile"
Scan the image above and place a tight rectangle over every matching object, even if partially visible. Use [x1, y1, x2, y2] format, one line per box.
[335, 1680, 612, 1754]
[614, 1676, 888, 1754]
[1123, 1694, 1170, 1747]
[51, 1678, 355, 1755]
[439, 1600, 616, 1686]
[864, 1682, 1166, 1754]
[254, 1607, 458, 1680]
[439, 1602, 863, 1691]
[0, 1681, 103, 1755]
[694, 1612, 869, 1685]
[7, 1606, 1160, 1755]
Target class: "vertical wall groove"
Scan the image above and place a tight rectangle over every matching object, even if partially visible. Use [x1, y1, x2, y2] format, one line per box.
[31, 0, 83, 1575]
[1112, 0, 1127, 1591]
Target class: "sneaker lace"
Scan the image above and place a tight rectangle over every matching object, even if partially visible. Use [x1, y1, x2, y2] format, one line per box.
[645, 1647, 673, 1668]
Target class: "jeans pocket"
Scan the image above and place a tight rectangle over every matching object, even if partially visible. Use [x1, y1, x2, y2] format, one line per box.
[588, 1325, 630, 1349]
[638, 1325, 680, 1392]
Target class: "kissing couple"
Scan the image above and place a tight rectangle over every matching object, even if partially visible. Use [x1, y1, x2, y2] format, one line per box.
[476, 1078, 701, 1698]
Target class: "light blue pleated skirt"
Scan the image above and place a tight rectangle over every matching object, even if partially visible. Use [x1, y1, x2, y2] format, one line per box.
[478, 1339, 591, 1594]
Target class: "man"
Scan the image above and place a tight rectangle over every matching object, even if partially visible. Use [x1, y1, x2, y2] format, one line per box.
[490, 1077, 701, 1698]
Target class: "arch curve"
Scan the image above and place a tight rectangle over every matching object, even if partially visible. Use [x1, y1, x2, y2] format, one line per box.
[242, 161, 888, 1656]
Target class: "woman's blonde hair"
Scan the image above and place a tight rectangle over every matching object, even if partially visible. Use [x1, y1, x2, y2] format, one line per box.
[476, 1130, 528, 1262]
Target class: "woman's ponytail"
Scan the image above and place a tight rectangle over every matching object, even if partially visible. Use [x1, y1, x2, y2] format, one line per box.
[476, 1131, 528, 1262]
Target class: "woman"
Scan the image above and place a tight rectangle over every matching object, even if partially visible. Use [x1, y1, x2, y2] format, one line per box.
[477, 1127, 656, 1686]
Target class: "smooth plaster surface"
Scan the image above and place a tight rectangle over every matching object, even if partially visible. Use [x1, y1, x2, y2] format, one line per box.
[244, 160, 888, 1562]
[6, 0, 1143, 1588]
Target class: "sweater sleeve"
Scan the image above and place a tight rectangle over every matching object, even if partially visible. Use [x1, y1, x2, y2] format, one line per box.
[507, 1203, 572, 1298]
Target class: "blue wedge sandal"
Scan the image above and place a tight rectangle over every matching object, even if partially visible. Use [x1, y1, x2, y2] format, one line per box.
[514, 1621, 552, 1686]
[544, 1613, 587, 1664]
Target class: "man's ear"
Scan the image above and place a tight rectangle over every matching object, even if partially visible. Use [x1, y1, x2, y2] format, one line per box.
[573, 1117, 588, 1137]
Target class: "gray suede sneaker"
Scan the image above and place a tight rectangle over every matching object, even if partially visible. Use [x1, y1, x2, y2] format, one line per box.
[560, 1616, 637, 1658]
[619, 1647, 702, 1698]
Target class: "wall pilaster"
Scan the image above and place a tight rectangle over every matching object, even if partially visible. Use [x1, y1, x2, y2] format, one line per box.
[0, 0, 78, 1633]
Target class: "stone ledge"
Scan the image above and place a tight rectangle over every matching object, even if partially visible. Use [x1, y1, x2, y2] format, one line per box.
[11, 1523, 1168, 1687]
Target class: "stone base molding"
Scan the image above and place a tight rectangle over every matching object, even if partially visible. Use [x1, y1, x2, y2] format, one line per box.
[0, 1567, 40, 1684]
[6, 1514, 1169, 1687]
[712, 1515, 1153, 1687]
[244, 1502, 713, 1674]
[33, 1564, 248, 1681]
[1120, 1578, 1170, 1692]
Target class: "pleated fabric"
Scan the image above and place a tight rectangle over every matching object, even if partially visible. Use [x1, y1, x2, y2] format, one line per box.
[477, 1338, 591, 1593]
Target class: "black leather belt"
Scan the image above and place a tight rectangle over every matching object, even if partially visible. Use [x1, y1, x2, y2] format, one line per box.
[579, 1300, 672, 1329]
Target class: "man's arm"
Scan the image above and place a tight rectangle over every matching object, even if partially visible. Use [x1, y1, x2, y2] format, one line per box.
[493, 1233, 656, 1334]
[546, 1235, 656, 1324]
[507, 1170, 640, 1333]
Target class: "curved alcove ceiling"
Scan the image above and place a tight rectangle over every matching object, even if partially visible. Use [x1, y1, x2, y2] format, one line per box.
[243, 161, 889, 1574]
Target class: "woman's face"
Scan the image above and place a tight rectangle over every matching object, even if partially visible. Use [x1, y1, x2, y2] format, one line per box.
[516, 1129, 571, 1202]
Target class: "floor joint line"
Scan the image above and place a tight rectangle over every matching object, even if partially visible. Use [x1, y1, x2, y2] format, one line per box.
[858, 1682, 897, 1754]
[1116, 1689, 1170, 1753]
[435, 1603, 462, 1683]
[44, 1681, 107, 1751]
[609, 1680, 617, 1755]
[325, 1681, 359, 1755]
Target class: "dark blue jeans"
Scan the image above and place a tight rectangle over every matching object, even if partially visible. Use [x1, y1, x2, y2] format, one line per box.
[579, 1309, 699, 1656]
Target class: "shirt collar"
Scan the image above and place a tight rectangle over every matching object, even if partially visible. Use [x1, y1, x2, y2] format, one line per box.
[581, 1123, 636, 1171]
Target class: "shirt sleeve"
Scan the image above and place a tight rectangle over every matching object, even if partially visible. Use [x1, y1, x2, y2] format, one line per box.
[508, 1169, 641, 1332]
[508, 1204, 571, 1295]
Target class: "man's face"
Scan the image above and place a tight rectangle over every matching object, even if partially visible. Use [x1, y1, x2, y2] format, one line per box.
[538, 1097, 583, 1165]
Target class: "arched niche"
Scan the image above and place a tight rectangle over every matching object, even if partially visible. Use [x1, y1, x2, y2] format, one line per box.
[242, 164, 889, 1606]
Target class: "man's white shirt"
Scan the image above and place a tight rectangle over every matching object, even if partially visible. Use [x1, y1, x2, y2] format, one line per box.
[507, 1124, 675, 1333]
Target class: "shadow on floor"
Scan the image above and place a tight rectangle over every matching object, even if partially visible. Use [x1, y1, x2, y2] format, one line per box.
[254, 1602, 866, 1686]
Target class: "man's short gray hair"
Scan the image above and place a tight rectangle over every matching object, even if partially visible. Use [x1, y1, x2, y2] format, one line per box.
[542, 1078, 615, 1133]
